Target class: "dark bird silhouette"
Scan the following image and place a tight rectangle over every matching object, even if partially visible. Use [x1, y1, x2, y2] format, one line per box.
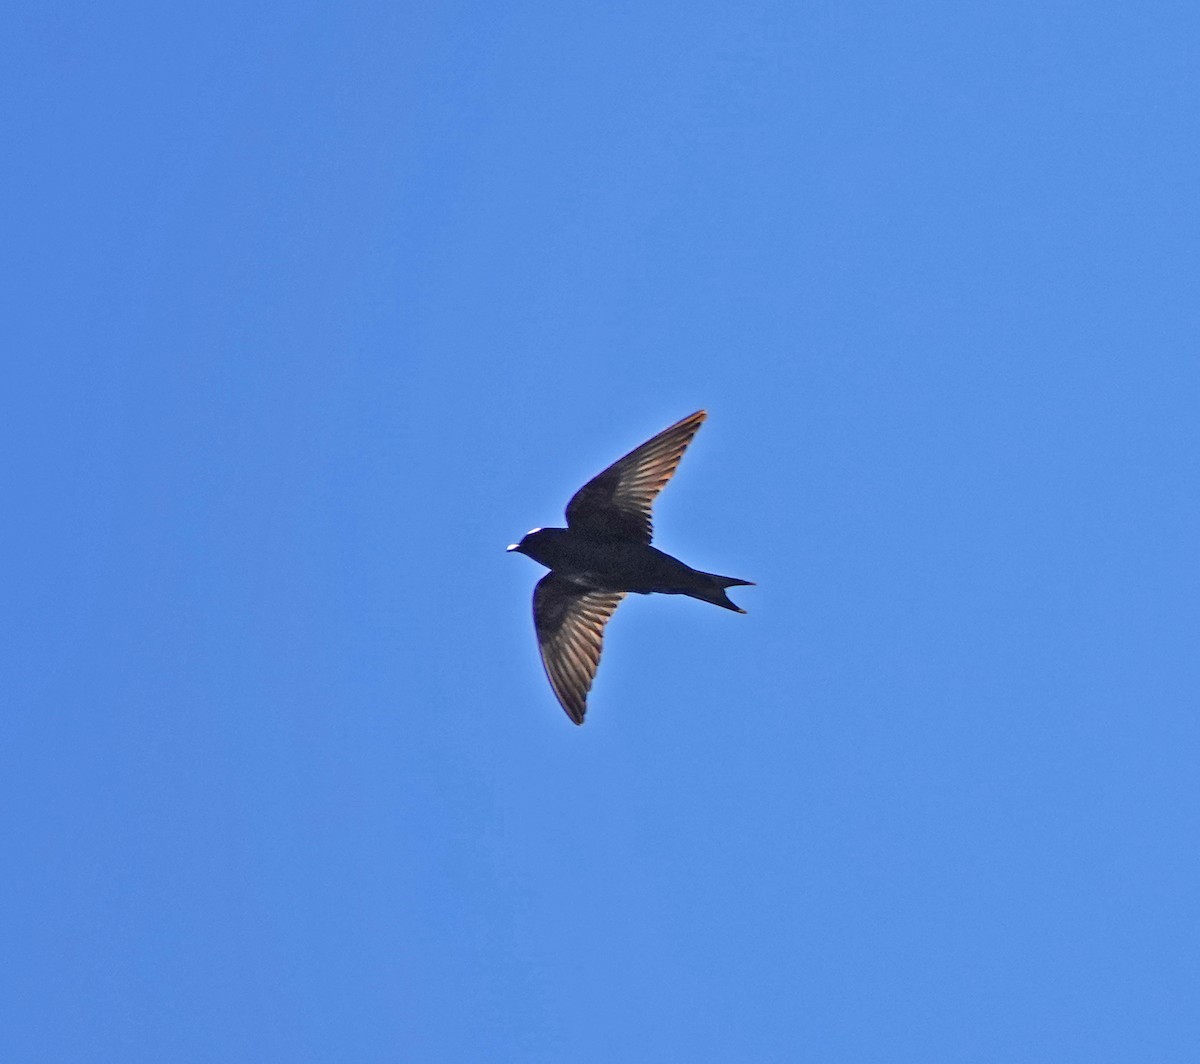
[507, 410, 753, 724]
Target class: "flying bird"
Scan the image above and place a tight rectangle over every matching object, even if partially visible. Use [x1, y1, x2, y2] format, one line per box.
[508, 410, 753, 724]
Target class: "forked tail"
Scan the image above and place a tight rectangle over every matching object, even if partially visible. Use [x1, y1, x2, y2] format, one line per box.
[693, 572, 755, 614]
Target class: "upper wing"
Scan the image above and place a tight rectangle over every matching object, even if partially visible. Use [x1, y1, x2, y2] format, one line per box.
[533, 573, 626, 724]
[564, 410, 707, 544]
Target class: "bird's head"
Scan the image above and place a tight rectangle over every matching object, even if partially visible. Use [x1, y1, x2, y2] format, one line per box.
[505, 528, 542, 556]
[506, 527, 559, 563]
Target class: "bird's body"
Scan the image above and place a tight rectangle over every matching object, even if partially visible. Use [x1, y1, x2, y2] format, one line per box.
[508, 410, 752, 724]
[514, 527, 749, 611]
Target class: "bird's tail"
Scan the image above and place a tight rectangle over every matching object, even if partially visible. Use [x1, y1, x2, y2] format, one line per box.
[692, 572, 755, 614]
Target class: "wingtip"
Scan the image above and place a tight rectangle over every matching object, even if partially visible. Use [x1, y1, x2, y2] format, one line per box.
[666, 408, 707, 436]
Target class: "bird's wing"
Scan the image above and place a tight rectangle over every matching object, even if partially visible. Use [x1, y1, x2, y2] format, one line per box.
[533, 573, 627, 724]
[564, 410, 706, 544]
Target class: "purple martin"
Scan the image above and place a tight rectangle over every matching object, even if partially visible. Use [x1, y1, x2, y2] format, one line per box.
[507, 410, 753, 724]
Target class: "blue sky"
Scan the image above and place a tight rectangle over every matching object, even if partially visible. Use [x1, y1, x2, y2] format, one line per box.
[4, 2, 1198, 1061]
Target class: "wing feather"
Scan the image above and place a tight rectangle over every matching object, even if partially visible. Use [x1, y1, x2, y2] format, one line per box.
[533, 574, 626, 724]
[564, 410, 706, 543]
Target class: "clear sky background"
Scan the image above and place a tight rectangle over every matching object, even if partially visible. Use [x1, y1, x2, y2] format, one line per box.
[4, 2, 1198, 1061]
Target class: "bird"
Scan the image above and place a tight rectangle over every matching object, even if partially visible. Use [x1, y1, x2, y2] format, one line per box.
[507, 410, 753, 724]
